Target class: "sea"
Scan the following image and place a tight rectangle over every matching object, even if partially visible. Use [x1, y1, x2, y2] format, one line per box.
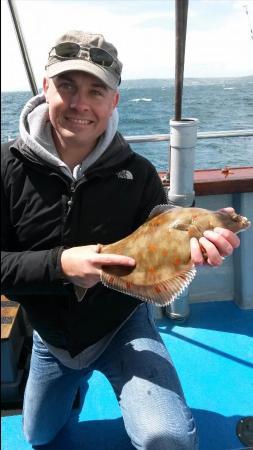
[1, 76, 253, 171]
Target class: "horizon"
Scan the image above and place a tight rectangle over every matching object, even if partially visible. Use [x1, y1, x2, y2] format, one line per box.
[2, 74, 253, 94]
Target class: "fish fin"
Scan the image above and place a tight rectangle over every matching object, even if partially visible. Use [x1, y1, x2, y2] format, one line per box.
[74, 285, 87, 302]
[100, 265, 196, 307]
[148, 204, 180, 220]
[187, 224, 202, 239]
[172, 220, 190, 231]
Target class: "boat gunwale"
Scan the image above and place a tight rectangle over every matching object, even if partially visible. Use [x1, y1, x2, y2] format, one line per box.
[159, 166, 253, 195]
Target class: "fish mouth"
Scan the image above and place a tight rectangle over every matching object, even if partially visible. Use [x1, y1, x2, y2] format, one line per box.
[238, 217, 251, 232]
[242, 217, 251, 228]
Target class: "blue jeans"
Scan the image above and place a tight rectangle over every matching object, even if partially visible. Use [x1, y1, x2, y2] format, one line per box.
[23, 304, 198, 449]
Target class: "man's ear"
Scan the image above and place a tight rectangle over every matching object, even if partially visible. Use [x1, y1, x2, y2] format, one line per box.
[43, 77, 49, 102]
[113, 90, 120, 109]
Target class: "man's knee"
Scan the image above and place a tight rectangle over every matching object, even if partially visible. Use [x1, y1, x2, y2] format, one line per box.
[144, 429, 198, 450]
[129, 413, 198, 450]
[23, 422, 59, 447]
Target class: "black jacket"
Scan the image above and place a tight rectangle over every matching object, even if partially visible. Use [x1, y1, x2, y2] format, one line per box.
[1, 132, 167, 356]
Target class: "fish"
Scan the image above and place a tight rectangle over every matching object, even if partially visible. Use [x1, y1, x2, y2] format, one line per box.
[95, 206, 251, 306]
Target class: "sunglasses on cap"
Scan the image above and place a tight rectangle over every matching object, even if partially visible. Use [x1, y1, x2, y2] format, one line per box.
[49, 42, 118, 70]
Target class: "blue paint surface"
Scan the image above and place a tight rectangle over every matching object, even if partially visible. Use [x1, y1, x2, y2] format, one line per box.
[1, 301, 253, 450]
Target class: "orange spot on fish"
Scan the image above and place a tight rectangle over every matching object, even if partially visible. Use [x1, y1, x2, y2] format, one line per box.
[162, 249, 168, 257]
[173, 257, 181, 265]
[148, 267, 156, 273]
[149, 222, 160, 228]
[148, 244, 157, 252]
[155, 286, 161, 293]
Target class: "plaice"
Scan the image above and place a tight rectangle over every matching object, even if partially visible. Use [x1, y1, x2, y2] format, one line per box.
[76, 206, 251, 305]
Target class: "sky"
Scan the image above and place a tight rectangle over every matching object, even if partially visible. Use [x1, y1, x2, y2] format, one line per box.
[1, 0, 253, 91]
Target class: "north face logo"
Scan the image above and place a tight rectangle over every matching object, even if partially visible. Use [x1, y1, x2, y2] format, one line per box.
[116, 170, 134, 180]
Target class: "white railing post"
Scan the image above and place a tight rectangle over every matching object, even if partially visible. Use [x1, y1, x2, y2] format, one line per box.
[168, 118, 198, 206]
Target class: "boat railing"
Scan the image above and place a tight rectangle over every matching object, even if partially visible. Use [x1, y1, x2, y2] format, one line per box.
[7, 128, 253, 145]
[125, 129, 253, 143]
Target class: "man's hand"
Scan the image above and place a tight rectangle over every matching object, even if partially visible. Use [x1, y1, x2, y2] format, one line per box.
[61, 245, 135, 288]
[190, 207, 240, 266]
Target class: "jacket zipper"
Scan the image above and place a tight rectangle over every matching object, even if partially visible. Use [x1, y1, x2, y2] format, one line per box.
[65, 175, 88, 214]
[66, 182, 76, 215]
[61, 176, 89, 242]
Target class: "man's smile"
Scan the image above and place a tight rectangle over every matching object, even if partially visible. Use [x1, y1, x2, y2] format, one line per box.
[65, 117, 94, 126]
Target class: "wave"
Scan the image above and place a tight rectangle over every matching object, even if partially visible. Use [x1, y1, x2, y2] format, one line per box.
[130, 98, 152, 102]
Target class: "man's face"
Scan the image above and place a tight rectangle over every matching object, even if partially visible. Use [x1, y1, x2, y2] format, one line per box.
[43, 71, 119, 151]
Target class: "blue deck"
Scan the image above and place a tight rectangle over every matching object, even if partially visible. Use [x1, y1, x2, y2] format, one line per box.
[1, 300, 253, 450]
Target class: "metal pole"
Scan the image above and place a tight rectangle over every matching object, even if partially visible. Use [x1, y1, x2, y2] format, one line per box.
[165, 0, 193, 322]
[174, 0, 189, 120]
[7, 0, 38, 96]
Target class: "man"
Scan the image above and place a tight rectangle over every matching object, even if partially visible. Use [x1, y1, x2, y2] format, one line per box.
[1, 31, 239, 449]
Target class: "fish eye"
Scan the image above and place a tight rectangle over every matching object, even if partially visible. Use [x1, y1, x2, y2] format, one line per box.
[231, 213, 239, 221]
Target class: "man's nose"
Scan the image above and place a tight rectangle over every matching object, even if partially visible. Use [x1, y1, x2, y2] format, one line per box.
[70, 92, 90, 112]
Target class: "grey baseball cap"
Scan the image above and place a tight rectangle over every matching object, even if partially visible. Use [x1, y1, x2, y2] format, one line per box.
[45, 30, 122, 89]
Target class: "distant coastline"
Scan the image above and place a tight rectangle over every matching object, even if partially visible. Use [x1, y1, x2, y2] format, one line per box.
[120, 75, 253, 88]
[1, 75, 253, 93]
